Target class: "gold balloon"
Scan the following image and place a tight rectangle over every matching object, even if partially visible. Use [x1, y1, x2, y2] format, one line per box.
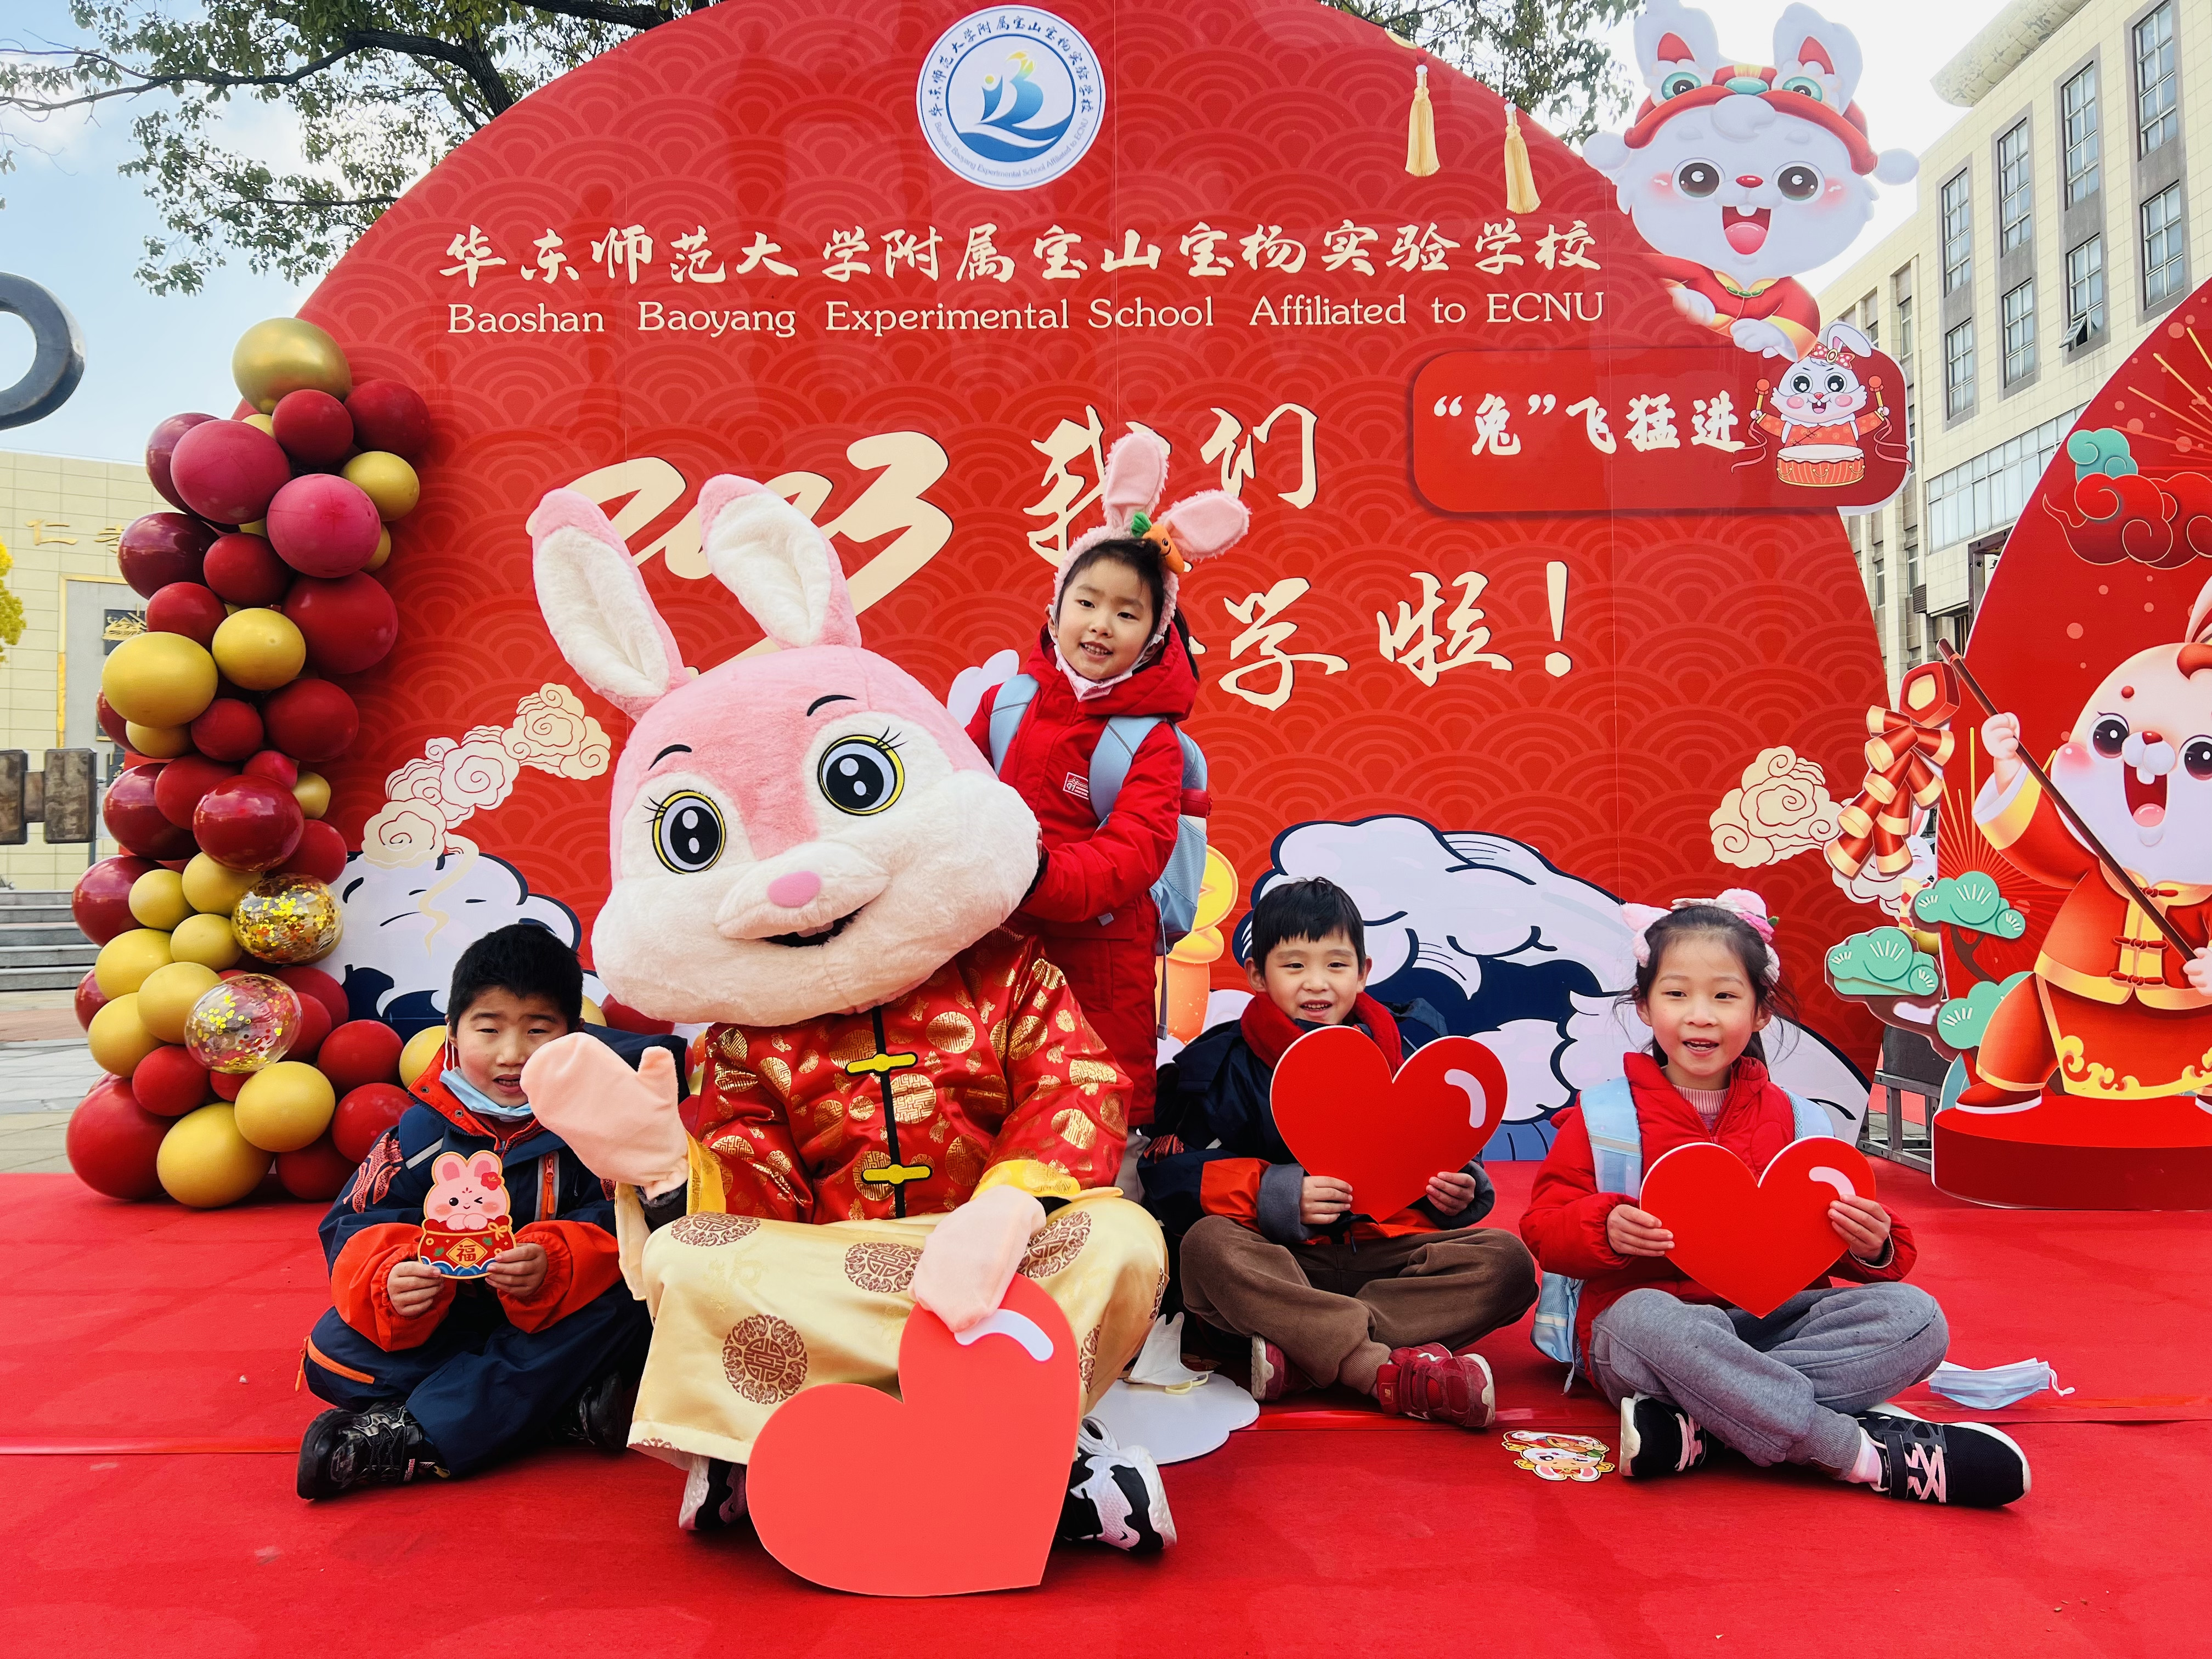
[211, 607, 306, 692]
[101, 631, 217, 727]
[233, 317, 352, 413]
[183, 973, 302, 1074]
[125, 721, 193, 758]
[157, 1105, 272, 1209]
[233, 873, 342, 964]
[170, 911, 242, 969]
[182, 853, 259, 916]
[366, 526, 392, 572]
[129, 868, 192, 930]
[343, 451, 421, 520]
[399, 1023, 447, 1089]
[292, 772, 331, 820]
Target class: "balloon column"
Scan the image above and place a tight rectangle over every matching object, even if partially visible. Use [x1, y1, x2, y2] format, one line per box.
[65, 318, 424, 1209]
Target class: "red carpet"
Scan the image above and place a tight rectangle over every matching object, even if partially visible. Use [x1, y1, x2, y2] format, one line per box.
[4, 1165, 2208, 1655]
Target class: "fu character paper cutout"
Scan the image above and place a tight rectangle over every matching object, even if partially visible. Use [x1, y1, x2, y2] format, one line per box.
[746, 1273, 1082, 1598]
[417, 1150, 516, 1278]
[1637, 1136, 1876, 1318]
[1269, 1026, 1508, 1223]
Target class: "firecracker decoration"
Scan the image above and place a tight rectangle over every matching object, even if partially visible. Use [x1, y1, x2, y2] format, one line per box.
[1824, 661, 1960, 882]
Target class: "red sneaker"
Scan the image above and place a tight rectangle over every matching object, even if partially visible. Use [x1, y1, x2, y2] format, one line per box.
[1373, 1344, 1496, 1429]
[1248, 1336, 1313, 1403]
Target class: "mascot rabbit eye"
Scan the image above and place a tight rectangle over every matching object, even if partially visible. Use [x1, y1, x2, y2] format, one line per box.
[1677, 160, 1720, 196]
[1659, 67, 1704, 98]
[1778, 162, 1821, 200]
[2186, 737, 2212, 780]
[651, 791, 725, 872]
[2092, 715, 2129, 756]
[817, 734, 904, 816]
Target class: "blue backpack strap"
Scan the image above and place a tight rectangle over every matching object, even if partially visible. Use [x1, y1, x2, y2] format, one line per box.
[1577, 1075, 1645, 1199]
[1784, 1090, 1835, 1141]
[1090, 714, 1163, 819]
[985, 674, 1038, 772]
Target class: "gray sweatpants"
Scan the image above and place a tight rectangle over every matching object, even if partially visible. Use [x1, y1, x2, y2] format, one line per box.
[1588, 1284, 1948, 1471]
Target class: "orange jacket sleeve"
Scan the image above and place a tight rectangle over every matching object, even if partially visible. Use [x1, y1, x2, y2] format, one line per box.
[499, 1219, 625, 1333]
[330, 1221, 454, 1351]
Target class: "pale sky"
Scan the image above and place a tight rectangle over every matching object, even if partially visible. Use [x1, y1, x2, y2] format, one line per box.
[0, 0, 2000, 465]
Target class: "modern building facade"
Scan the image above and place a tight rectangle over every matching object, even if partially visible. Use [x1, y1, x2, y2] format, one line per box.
[1818, 0, 2206, 694]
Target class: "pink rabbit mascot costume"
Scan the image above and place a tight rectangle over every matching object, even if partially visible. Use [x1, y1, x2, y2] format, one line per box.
[517, 473, 1171, 1545]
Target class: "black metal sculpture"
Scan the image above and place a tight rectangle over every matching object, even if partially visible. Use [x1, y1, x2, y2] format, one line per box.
[0, 272, 85, 429]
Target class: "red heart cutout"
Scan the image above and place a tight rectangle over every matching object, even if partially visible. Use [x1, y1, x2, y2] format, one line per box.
[746, 1273, 1080, 1596]
[1269, 1026, 1507, 1223]
[1638, 1137, 1878, 1318]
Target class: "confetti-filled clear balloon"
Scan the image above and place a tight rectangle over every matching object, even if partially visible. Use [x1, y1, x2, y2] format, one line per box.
[232, 873, 341, 964]
[184, 974, 302, 1074]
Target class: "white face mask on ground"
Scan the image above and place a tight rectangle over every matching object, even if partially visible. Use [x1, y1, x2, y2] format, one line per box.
[1925, 1358, 2072, 1408]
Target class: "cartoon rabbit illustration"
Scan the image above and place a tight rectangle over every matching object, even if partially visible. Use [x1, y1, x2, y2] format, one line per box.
[1584, 0, 1916, 360]
[424, 1150, 511, 1232]
[1752, 319, 1894, 487]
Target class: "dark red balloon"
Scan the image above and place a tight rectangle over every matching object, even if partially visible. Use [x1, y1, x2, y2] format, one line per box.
[66, 1076, 173, 1200]
[191, 775, 304, 871]
[117, 512, 216, 598]
[278, 1134, 358, 1202]
[168, 419, 292, 526]
[333, 1082, 413, 1162]
[345, 380, 432, 460]
[287, 992, 334, 1063]
[279, 818, 348, 885]
[143, 581, 227, 647]
[276, 964, 349, 1029]
[319, 1020, 403, 1096]
[145, 412, 217, 512]
[270, 389, 354, 467]
[211, 1068, 247, 1102]
[151, 754, 238, 828]
[241, 749, 300, 788]
[202, 532, 292, 607]
[267, 474, 382, 578]
[261, 678, 358, 763]
[189, 698, 264, 763]
[102, 765, 196, 860]
[131, 1042, 214, 1117]
[95, 693, 131, 746]
[285, 572, 399, 675]
[76, 968, 110, 1031]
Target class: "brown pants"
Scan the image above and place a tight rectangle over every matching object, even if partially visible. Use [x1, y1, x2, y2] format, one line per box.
[1179, 1215, 1539, 1394]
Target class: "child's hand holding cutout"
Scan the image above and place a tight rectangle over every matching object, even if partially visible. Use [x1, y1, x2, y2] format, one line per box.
[1605, 1203, 1675, 1258]
[1300, 1176, 1353, 1227]
[1424, 1170, 1479, 1216]
[487, 1242, 549, 1298]
[387, 1259, 447, 1318]
[1829, 1195, 1893, 1262]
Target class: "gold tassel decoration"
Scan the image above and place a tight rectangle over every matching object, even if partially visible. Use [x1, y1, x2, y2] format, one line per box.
[1504, 104, 1541, 213]
[1406, 62, 1440, 177]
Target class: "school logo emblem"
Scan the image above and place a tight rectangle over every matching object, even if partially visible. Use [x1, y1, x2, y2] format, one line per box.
[917, 8, 1104, 190]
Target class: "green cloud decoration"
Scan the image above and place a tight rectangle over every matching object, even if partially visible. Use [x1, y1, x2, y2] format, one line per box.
[1825, 928, 1941, 998]
[2066, 427, 2138, 481]
[1911, 872, 2026, 939]
[1936, 972, 2034, 1051]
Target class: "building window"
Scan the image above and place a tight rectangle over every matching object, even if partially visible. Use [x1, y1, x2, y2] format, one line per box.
[2142, 184, 2186, 306]
[2062, 64, 2101, 205]
[1904, 510, 1922, 597]
[1945, 321, 1976, 418]
[1859, 291, 1880, 348]
[2135, 1, 2176, 156]
[1997, 121, 2033, 253]
[2002, 281, 2036, 383]
[2067, 235, 2106, 341]
[1926, 405, 2087, 549]
[1871, 523, 1887, 613]
[1942, 172, 1973, 294]
[1893, 268, 1915, 362]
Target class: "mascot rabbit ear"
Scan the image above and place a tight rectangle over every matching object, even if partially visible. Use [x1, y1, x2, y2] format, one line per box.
[697, 475, 863, 651]
[530, 490, 691, 719]
[1100, 428, 1169, 533]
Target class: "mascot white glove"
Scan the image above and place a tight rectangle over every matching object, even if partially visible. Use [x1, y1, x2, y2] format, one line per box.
[520, 1032, 690, 1198]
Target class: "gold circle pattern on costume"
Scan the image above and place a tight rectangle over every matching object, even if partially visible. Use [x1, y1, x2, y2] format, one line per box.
[1020, 1210, 1092, 1278]
[722, 1314, 808, 1403]
[1079, 1326, 1101, 1396]
[890, 1070, 936, 1122]
[928, 1010, 977, 1053]
[669, 1212, 759, 1247]
[842, 1242, 923, 1294]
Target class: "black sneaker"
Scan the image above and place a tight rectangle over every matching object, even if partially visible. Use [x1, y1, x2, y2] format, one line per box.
[549, 1367, 637, 1454]
[1618, 1394, 1714, 1479]
[1858, 1406, 2030, 1508]
[1058, 1417, 1176, 1553]
[296, 1402, 449, 1499]
[678, 1457, 748, 1532]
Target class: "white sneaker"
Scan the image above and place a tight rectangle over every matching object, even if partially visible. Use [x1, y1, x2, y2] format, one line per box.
[1057, 1415, 1177, 1553]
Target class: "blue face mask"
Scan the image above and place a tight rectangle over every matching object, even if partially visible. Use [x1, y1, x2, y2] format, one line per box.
[1926, 1358, 2072, 1409]
[442, 1066, 533, 1121]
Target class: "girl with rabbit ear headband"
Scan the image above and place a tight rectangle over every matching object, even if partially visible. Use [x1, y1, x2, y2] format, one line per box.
[1622, 889, 1782, 983]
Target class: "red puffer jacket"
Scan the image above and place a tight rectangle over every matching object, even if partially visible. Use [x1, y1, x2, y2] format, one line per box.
[965, 628, 1194, 1124]
[1520, 1052, 1916, 1368]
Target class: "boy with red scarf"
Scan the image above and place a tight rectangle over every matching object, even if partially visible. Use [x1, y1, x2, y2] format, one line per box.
[1143, 879, 1537, 1425]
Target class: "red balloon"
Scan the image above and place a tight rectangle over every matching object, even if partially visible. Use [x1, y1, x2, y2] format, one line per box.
[76, 968, 110, 1031]
[95, 692, 131, 746]
[202, 531, 292, 607]
[103, 765, 196, 860]
[319, 1020, 404, 1095]
[270, 389, 354, 467]
[279, 818, 348, 884]
[143, 580, 228, 647]
[150, 753, 236, 828]
[285, 572, 399, 676]
[189, 697, 264, 762]
[261, 677, 358, 763]
[333, 1082, 414, 1162]
[67, 1076, 175, 1200]
[117, 512, 216, 598]
[345, 380, 432, 460]
[267, 474, 382, 578]
[287, 992, 334, 1063]
[211, 1068, 247, 1102]
[74, 856, 160, 945]
[191, 775, 304, 871]
[242, 749, 300, 788]
[278, 1133, 358, 1202]
[276, 964, 350, 1029]
[599, 995, 675, 1036]
[168, 419, 293, 526]
[131, 1042, 214, 1117]
[145, 412, 217, 512]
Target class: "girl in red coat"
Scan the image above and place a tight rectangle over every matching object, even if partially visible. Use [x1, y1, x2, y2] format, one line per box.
[1521, 893, 2031, 1507]
[967, 432, 1248, 1126]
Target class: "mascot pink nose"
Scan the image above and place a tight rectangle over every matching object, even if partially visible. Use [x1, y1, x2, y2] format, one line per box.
[767, 871, 822, 910]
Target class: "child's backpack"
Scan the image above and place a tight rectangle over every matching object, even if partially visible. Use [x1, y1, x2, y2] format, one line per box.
[1530, 1076, 1835, 1381]
[985, 673, 1210, 955]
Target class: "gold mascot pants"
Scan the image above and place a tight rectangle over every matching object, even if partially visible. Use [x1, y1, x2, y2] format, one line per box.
[625, 1193, 1166, 1465]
